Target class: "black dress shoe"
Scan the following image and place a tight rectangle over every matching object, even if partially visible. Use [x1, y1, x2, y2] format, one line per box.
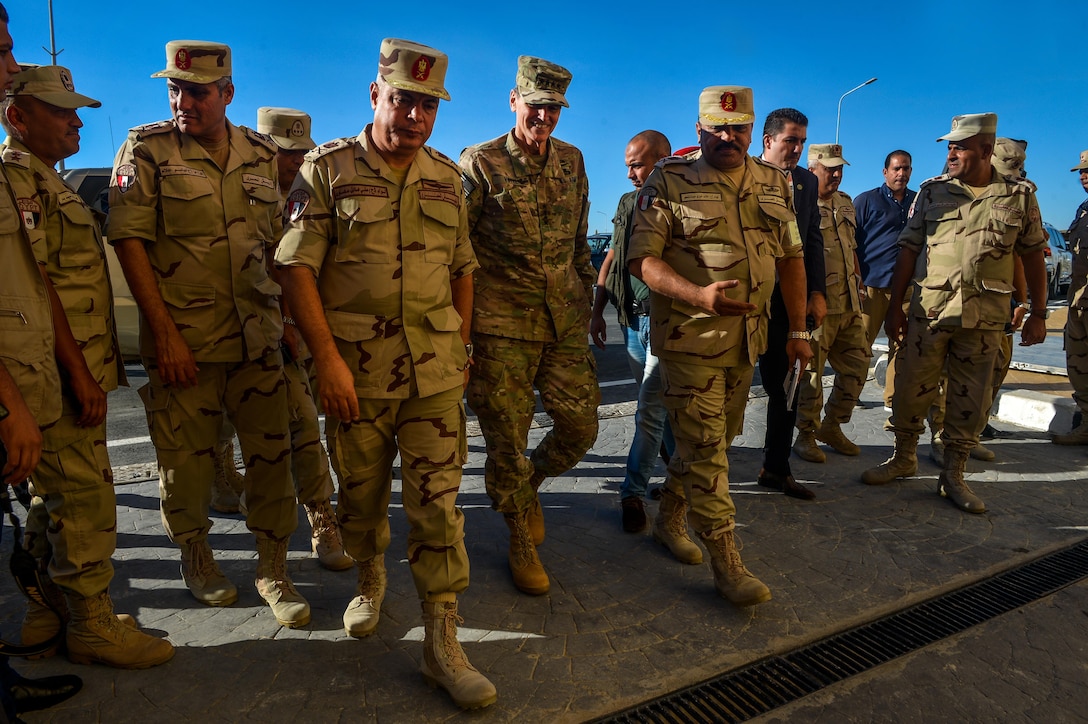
[620, 496, 648, 533]
[757, 469, 816, 501]
[7, 671, 82, 714]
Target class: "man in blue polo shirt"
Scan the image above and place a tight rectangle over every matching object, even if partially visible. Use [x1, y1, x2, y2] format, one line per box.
[854, 150, 915, 409]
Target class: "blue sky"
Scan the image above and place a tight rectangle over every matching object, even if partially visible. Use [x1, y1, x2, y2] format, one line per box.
[10, 0, 1087, 229]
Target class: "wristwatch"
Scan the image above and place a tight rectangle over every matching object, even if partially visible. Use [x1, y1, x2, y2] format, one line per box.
[1029, 308, 1050, 319]
[787, 330, 812, 341]
[465, 342, 474, 359]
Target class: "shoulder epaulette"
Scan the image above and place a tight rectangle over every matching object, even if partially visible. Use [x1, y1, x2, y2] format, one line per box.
[423, 145, 461, 174]
[131, 120, 175, 138]
[306, 137, 355, 162]
[1009, 175, 1038, 193]
[0, 145, 31, 168]
[660, 154, 695, 166]
[918, 173, 949, 188]
[240, 125, 278, 152]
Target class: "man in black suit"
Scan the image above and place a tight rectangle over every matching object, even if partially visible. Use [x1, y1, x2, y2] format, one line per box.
[753, 108, 826, 499]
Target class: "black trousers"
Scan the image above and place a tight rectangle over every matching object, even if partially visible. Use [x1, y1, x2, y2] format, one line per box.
[759, 288, 796, 476]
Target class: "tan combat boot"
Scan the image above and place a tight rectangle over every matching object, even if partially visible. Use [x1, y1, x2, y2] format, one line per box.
[526, 471, 546, 545]
[20, 564, 69, 659]
[24, 587, 137, 658]
[420, 598, 498, 710]
[792, 429, 826, 463]
[651, 489, 703, 564]
[211, 439, 246, 514]
[970, 441, 995, 461]
[503, 510, 549, 595]
[938, 447, 986, 514]
[181, 539, 238, 606]
[305, 499, 353, 571]
[816, 421, 860, 456]
[65, 591, 174, 669]
[343, 555, 386, 638]
[255, 537, 311, 628]
[701, 526, 772, 607]
[861, 432, 919, 485]
[1052, 418, 1088, 445]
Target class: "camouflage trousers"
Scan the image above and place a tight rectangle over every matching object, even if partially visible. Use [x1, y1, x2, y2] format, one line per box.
[468, 332, 600, 514]
[25, 399, 116, 598]
[797, 310, 871, 432]
[326, 385, 469, 600]
[214, 357, 332, 505]
[139, 351, 297, 544]
[888, 320, 1002, 452]
[863, 286, 910, 408]
[1065, 307, 1088, 417]
[661, 358, 755, 533]
[929, 331, 1012, 434]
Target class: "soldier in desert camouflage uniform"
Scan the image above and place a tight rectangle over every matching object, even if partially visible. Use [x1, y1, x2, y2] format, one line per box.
[792, 143, 871, 461]
[460, 56, 600, 597]
[862, 113, 1049, 514]
[1052, 150, 1088, 444]
[277, 39, 496, 710]
[1, 64, 174, 668]
[208, 109, 349, 570]
[628, 86, 813, 607]
[109, 40, 309, 627]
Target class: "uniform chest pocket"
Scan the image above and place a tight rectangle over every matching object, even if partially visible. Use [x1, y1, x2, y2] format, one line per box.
[333, 195, 396, 263]
[677, 202, 726, 240]
[243, 181, 280, 243]
[755, 199, 792, 257]
[924, 205, 961, 239]
[420, 198, 458, 265]
[58, 198, 105, 268]
[987, 208, 1022, 250]
[160, 173, 217, 237]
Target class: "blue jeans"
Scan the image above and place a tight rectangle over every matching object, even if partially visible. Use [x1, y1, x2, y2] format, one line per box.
[620, 317, 675, 500]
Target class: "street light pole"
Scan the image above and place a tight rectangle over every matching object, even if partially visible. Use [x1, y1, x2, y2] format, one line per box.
[835, 77, 877, 145]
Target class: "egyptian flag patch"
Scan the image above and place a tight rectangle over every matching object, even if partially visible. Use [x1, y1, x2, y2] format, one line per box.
[17, 198, 41, 230]
[288, 189, 310, 222]
[638, 186, 657, 211]
[116, 164, 137, 193]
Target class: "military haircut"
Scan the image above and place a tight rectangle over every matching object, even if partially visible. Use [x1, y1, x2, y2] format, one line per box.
[763, 108, 808, 137]
[630, 129, 671, 159]
[884, 150, 911, 168]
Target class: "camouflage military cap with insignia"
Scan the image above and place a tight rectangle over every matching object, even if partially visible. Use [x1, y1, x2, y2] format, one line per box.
[937, 112, 997, 142]
[378, 38, 450, 101]
[151, 40, 232, 84]
[992, 137, 1027, 178]
[10, 64, 101, 109]
[257, 107, 316, 151]
[515, 56, 572, 108]
[808, 143, 849, 168]
[1071, 150, 1088, 172]
[698, 86, 754, 126]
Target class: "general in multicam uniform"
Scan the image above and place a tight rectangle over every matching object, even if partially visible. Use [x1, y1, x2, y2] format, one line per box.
[460, 56, 600, 597]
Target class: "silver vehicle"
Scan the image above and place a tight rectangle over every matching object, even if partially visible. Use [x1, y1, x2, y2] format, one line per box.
[1043, 221, 1073, 299]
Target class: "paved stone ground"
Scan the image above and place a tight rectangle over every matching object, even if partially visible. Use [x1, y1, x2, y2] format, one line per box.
[4, 374, 1088, 723]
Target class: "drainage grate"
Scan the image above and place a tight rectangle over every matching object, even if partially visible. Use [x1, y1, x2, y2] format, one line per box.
[596, 538, 1088, 724]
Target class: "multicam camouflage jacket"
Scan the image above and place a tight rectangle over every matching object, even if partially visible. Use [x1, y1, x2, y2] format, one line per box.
[460, 132, 594, 343]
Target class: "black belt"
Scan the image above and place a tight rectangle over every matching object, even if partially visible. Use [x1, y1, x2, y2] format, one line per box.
[632, 299, 651, 316]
